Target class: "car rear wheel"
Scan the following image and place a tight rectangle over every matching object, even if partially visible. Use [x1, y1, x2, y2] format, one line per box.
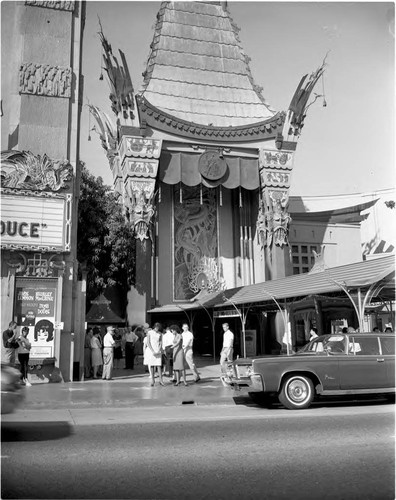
[279, 375, 314, 410]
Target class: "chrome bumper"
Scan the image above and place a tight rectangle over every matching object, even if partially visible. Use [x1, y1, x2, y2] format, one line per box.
[221, 374, 264, 392]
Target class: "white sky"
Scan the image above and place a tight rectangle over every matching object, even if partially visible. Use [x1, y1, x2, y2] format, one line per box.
[80, 1, 395, 197]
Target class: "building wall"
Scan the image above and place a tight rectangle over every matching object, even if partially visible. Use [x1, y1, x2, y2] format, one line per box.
[288, 221, 362, 274]
[0, 1, 85, 382]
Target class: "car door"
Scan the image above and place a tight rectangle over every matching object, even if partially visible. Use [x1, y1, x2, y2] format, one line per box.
[379, 336, 395, 388]
[339, 335, 387, 389]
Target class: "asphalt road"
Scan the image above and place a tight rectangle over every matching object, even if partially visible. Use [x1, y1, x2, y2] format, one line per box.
[2, 402, 394, 500]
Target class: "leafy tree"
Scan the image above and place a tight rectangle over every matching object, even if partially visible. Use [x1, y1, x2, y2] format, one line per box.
[77, 162, 136, 306]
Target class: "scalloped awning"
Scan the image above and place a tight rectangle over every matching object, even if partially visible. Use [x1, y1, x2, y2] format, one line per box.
[159, 152, 259, 190]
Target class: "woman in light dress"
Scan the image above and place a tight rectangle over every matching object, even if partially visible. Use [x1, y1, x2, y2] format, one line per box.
[145, 322, 164, 386]
[170, 324, 188, 386]
[90, 329, 103, 379]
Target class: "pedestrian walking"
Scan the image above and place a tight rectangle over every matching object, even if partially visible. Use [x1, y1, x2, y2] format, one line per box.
[102, 325, 115, 380]
[170, 324, 187, 386]
[146, 322, 164, 386]
[17, 326, 32, 386]
[84, 327, 93, 378]
[91, 328, 103, 379]
[181, 323, 200, 382]
[220, 322, 234, 374]
[2, 321, 19, 366]
[123, 326, 138, 369]
[162, 326, 174, 378]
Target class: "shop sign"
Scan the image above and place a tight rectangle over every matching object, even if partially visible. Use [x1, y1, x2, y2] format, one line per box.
[213, 310, 240, 318]
[14, 284, 57, 359]
[1, 194, 70, 251]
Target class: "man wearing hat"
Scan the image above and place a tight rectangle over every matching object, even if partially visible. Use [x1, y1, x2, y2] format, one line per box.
[102, 326, 115, 380]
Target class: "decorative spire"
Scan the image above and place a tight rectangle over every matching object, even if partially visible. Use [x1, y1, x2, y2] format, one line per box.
[97, 17, 136, 124]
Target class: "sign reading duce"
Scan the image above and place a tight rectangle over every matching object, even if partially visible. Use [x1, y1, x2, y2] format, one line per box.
[0, 195, 66, 251]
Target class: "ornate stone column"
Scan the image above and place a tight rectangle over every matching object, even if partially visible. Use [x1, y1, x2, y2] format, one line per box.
[258, 148, 294, 280]
[118, 135, 162, 323]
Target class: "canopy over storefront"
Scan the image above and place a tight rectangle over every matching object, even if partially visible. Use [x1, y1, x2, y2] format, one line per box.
[148, 254, 395, 313]
[159, 152, 259, 189]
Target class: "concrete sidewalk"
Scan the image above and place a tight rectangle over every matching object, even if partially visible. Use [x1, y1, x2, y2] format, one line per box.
[2, 357, 236, 418]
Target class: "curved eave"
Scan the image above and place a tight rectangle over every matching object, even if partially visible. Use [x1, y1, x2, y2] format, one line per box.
[136, 95, 285, 143]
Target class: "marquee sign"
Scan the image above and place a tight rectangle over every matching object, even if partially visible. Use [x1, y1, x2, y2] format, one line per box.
[0, 193, 71, 252]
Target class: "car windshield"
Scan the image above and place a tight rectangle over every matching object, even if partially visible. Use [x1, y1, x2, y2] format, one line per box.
[299, 335, 347, 354]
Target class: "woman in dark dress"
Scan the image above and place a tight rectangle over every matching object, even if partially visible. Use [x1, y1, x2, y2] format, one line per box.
[170, 324, 187, 386]
[113, 329, 123, 369]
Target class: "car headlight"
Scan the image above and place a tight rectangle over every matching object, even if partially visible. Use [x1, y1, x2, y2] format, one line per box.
[225, 364, 235, 378]
[235, 364, 253, 378]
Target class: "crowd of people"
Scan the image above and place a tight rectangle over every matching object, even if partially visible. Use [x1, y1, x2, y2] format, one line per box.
[83, 322, 234, 385]
[2, 319, 235, 386]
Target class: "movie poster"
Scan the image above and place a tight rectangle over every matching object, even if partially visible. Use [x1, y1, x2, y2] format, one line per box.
[14, 283, 57, 359]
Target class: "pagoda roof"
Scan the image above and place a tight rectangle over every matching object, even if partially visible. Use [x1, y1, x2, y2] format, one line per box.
[86, 294, 125, 324]
[138, 1, 275, 129]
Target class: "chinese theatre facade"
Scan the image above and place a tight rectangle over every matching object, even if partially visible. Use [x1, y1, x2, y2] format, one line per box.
[1, 1, 85, 381]
[91, 1, 326, 354]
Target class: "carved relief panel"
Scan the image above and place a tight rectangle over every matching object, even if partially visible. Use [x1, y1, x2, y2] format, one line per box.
[173, 185, 222, 301]
[258, 148, 294, 249]
[19, 63, 72, 98]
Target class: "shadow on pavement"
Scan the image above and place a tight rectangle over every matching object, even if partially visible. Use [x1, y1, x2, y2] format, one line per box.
[232, 392, 395, 410]
[1, 421, 72, 442]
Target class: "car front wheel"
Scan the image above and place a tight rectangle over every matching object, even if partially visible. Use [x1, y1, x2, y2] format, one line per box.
[279, 375, 314, 410]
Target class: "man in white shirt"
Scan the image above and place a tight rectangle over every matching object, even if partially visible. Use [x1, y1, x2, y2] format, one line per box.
[220, 322, 234, 374]
[181, 323, 200, 382]
[162, 326, 174, 378]
[102, 325, 115, 380]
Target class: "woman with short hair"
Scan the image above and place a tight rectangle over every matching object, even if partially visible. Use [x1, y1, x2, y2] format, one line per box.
[170, 324, 188, 386]
[17, 326, 31, 386]
[145, 322, 164, 386]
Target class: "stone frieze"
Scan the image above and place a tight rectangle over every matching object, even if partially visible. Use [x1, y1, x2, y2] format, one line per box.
[25, 1, 75, 11]
[20, 63, 72, 98]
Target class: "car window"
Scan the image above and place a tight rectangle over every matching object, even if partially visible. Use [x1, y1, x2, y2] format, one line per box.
[350, 336, 380, 356]
[380, 337, 395, 355]
[325, 336, 346, 354]
[348, 341, 361, 354]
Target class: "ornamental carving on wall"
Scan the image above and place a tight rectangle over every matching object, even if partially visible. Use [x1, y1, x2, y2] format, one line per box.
[124, 179, 156, 242]
[25, 1, 75, 11]
[20, 63, 72, 98]
[1, 150, 73, 192]
[258, 190, 291, 249]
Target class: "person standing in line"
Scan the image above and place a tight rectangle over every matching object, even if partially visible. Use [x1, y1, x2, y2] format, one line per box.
[2, 321, 19, 366]
[162, 326, 174, 378]
[220, 322, 234, 374]
[17, 326, 32, 386]
[146, 322, 164, 386]
[171, 324, 188, 386]
[84, 327, 94, 378]
[124, 326, 138, 370]
[91, 328, 103, 379]
[133, 325, 144, 365]
[181, 323, 200, 382]
[113, 328, 123, 370]
[102, 326, 115, 380]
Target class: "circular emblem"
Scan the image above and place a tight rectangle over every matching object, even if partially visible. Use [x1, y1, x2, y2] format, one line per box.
[198, 151, 228, 181]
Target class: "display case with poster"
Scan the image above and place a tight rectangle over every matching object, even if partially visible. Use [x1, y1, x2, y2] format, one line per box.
[14, 279, 59, 359]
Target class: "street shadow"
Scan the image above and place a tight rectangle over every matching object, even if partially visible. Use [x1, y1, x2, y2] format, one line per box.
[232, 393, 395, 410]
[311, 395, 395, 409]
[1, 421, 72, 442]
